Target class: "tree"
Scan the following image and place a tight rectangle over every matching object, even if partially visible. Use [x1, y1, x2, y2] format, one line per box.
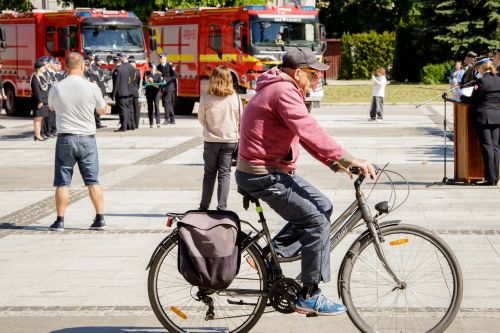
[0, 0, 33, 11]
[433, 0, 500, 56]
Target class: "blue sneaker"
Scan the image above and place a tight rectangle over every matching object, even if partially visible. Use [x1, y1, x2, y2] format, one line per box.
[295, 290, 346, 316]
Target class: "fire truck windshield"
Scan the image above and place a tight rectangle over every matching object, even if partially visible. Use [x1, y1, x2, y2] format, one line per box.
[82, 25, 144, 52]
[250, 20, 319, 47]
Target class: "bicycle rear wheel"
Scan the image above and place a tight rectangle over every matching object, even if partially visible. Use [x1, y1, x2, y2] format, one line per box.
[339, 224, 462, 333]
[147, 232, 268, 333]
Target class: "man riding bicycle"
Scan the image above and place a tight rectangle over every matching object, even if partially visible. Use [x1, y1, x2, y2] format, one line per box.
[235, 47, 376, 316]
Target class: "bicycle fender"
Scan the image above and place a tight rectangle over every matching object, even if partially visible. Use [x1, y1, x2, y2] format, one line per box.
[146, 230, 178, 270]
[337, 220, 401, 295]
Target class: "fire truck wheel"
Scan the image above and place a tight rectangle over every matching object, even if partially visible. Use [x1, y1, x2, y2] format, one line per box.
[3, 85, 29, 117]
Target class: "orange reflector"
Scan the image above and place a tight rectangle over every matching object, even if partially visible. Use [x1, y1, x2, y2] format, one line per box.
[389, 239, 409, 246]
[246, 256, 257, 270]
[170, 306, 187, 319]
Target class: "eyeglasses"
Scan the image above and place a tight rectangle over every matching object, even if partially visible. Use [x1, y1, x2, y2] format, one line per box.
[300, 68, 318, 80]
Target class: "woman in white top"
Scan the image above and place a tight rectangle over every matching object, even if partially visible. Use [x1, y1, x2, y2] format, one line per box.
[369, 67, 388, 121]
[198, 66, 242, 210]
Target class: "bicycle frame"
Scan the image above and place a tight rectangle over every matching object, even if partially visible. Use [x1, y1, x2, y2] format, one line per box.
[238, 172, 405, 287]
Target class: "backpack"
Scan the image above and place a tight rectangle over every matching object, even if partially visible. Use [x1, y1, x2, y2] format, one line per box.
[177, 210, 241, 290]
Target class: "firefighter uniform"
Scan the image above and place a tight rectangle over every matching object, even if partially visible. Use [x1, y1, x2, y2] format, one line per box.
[129, 58, 142, 128]
[43, 58, 58, 137]
[90, 58, 107, 128]
[144, 65, 162, 127]
[112, 55, 134, 131]
[157, 53, 177, 124]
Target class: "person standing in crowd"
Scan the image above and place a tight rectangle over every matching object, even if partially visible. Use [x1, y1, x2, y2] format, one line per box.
[48, 52, 109, 231]
[54, 59, 65, 81]
[369, 67, 387, 121]
[493, 48, 500, 74]
[129, 57, 142, 128]
[31, 57, 50, 141]
[89, 56, 107, 129]
[460, 57, 500, 186]
[449, 61, 464, 92]
[235, 47, 376, 316]
[157, 53, 177, 125]
[44, 58, 59, 138]
[460, 51, 478, 85]
[198, 66, 241, 211]
[112, 53, 133, 131]
[144, 63, 163, 128]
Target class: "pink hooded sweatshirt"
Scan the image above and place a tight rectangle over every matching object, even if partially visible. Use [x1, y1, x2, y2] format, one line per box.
[238, 67, 353, 173]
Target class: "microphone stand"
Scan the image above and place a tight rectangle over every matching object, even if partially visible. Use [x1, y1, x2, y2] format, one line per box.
[416, 81, 475, 186]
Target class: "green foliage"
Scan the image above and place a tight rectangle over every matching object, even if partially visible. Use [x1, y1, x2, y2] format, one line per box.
[340, 31, 395, 80]
[420, 60, 454, 85]
[0, 0, 33, 11]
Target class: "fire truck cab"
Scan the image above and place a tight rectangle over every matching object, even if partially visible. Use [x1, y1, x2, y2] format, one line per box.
[0, 8, 147, 116]
[148, 4, 326, 115]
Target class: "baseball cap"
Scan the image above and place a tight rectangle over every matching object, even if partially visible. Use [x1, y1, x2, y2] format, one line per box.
[282, 47, 329, 71]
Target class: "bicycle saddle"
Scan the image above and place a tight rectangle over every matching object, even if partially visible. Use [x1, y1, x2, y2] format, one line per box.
[237, 186, 258, 210]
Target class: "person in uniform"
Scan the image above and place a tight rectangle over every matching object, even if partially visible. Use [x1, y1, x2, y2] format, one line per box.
[493, 48, 500, 74]
[460, 51, 478, 85]
[157, 53, 177, 125]
[460, 57, 500, 186]
[89, 56, 107, 129]
[129, 56, 142, 128]
[112, 53, 133, 131]
[31, 57, 50, 141]
[144, 63, 163, 128]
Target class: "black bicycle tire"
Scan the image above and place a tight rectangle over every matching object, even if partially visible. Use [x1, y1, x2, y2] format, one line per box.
[339, 224, 463, 333]
[147, 232, 268, 333]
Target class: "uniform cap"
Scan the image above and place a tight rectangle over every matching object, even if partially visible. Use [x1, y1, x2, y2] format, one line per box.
[117, 52, 127, 58]
[282, 47, 329, 71]
[112, 56, 120, 62]
[86, 51, 95, 57]
[39, 56, 49, 64]
[473, 57, 492, 66]
[159, 53, 167, 58]
[466, 51, 478, 58]
[129, 58, 136, 64]
[34, 59, 45, 69]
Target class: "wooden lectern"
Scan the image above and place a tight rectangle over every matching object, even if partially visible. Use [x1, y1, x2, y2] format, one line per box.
[447, 98, 484, 183]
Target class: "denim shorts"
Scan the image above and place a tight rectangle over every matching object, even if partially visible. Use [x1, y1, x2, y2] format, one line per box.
[54, 134, 100, 187]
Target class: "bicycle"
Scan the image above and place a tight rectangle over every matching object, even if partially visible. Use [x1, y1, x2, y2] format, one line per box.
[147, 166, 463, 333]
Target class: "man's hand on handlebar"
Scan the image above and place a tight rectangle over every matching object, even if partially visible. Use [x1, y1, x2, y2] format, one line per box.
[343, 159, 377, 180]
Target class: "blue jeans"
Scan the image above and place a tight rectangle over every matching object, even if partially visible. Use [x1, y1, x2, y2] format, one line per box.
[235, 170, 332, 284]
[54, 134, 99, 187]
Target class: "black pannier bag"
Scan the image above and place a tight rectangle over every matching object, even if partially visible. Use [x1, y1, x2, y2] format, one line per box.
[177, 210, 241, 290]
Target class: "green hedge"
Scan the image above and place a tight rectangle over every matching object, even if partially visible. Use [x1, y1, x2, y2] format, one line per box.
[340, 31, 396, 80]
[420, 61, 455, 85]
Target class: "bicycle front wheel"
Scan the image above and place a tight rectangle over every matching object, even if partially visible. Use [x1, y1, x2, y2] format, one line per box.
[147, 232, 268, 333]
[339, 224, 463, 333]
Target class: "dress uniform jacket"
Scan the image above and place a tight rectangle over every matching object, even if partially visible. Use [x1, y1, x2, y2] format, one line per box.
[157, 62, 177, 92]
[112, 64, 132, 98]
[461, 72, 500, 124]
[30, 73, 49, 111]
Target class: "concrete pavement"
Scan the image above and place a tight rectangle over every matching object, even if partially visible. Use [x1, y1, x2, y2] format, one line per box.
[0, 103, 499, 332]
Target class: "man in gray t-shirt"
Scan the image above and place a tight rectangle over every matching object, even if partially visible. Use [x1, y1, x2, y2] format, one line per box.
[48, 52, 109, 232]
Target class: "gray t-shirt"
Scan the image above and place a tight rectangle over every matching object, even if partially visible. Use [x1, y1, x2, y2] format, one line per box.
[48, 75, 107, 135]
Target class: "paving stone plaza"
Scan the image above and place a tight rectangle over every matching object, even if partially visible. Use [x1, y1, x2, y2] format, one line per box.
[0, 103, 499, 332]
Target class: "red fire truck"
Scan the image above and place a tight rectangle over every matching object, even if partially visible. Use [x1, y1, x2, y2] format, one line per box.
[0, 8, 147, 116]
[148, 4, 326, 114]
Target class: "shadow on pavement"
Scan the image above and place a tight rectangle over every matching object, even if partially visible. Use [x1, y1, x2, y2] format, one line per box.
[51, 328, 166, 333]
